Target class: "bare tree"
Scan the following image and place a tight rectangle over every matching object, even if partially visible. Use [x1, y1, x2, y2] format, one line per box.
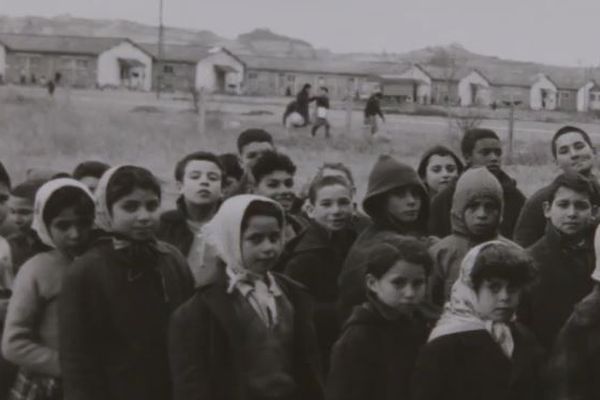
[431, 48, 460, 137]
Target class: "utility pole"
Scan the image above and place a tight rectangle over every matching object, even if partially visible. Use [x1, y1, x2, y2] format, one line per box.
[502, 97, 522, 163]
[156, 0, 164, 99]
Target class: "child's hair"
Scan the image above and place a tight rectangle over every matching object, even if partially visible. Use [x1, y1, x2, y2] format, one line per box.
[308, 175, 352, 204]
[0, 161, 11, 188]
[174, 151, 224, 183]
[251, 151, 296, 184]
[241, 200, 284, 232]
[461, 128, 500, 159]
[551, 125, 593, 158]
[547, 171, 598, 204]
[315, 162, 355, 188]
[470, 243, 537, 292]
[11, 179, 47, 203]
[417, 145, 465, 182]
[218, 153, 244, 181]
[72, 161, 110, 181]
[236, 129, 274, 154]
[105, 166, 161, 211]
[365, 236, 433, 279]
[42, 186, 95, 227]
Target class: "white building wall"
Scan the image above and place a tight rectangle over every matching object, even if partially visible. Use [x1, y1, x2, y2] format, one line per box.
[97, 41, 153, 91]
[195, 50, 245, 94]
[458, 71, 491, 106]
[400, 66, 432, 102]
[530, 75, 557, 110]
[577, 81, 594, 112]
[0, 44, 6, 80]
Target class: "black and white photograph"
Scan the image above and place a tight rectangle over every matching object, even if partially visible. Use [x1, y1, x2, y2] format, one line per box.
[0, 0, 599, 399]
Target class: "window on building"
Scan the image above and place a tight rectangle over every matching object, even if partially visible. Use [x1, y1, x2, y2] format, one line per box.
[163, 65, 174, 74]
[75, 59, 89, 69]
[248, 72, 258, 79]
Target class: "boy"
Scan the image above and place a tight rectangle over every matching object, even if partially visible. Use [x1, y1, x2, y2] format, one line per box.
[311, 87, 331, 138]
[232, 129, 275, 196]
[364, 90, 385, 135]
[251, 150, 308, 241]
[158, 151, 223, 286]
[282, 175, 357, 369]
[428, 128, 526, 239]
[217, 153, 244, 198]
[72, 160, 110, 193]
[514, 125, 600, 247]
[519, 172, 597, 350]
[429, 167, 511, 305]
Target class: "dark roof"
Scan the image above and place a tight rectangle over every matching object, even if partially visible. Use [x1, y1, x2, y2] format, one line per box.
[140, 43, 215, 64]
[239, 55, 394, 76]
[0, 33, 145, 56]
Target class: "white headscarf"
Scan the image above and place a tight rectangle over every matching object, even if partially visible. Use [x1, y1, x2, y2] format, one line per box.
[32, 178, 94, 248]
[94, 165, 132, 233]
[428, 240, 519, 358]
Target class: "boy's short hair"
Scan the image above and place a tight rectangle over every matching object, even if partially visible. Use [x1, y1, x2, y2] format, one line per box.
[365, 236, 433, 279]
[11, 179, 46, 203]
[308, 175, 352, 204]
[251, 151, 296, 184]
[461, 128, 500, 158]
[470, 243, 536, 292]
[0, 162, 11, 189]
[547, 171, 599, 205]
[72, 161, 110, 181]
[551, 125, 593, 158]
[174, 151, 224, 183]
[315, 162, 355, 188]
[237, 129, 274, 154]
[218, 153, 244, 181]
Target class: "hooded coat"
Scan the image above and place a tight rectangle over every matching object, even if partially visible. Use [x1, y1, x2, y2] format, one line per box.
[428, 168, 526, 240]
[337, 155, 429, 322]
[429, 168, 512, 305]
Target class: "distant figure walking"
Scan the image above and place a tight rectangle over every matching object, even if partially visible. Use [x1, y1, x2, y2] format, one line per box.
[364, 91, 385, 135]
[47, 80, 55, 97]
[311, 87, 331, 138]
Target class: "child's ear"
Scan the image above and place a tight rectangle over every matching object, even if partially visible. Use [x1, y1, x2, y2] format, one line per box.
[305, 201, 315, 218]
[365, 274, 378, 293]
[542, 201, 552, 218]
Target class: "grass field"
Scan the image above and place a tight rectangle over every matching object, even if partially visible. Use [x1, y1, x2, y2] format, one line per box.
[2, 85, 600, 208]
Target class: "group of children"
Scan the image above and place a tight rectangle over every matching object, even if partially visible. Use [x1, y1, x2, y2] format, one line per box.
[0, 125, 598, 399]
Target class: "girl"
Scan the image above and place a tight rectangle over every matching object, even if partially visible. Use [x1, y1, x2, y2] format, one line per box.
[169, 194, 324, 400]
[2, 178, 95, 400]
[412, 241, 543, 400]
[417, 145, 464, 198]
[59, 166, 194, 400]
[326, 236, 439, 400]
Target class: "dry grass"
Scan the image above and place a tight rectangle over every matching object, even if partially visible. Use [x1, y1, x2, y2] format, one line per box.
[0, 85, 596, 208]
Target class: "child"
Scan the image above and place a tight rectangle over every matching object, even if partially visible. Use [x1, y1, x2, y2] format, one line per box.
[428, 128, 526, 239]
[2, 178, 95, 400]
[218, 153, 244, 199]
[0, 161, 13, 398]
[338, 155, 429, 321]
[0, 161, 14, 237]
[518, 172, 596, 350]
[417, 145, 464, 198]
[72, 160, 110, 193]
[311, 87, 331, 138]
[546, 224, 600, 400]
[231, 129, 276, 196]
[59, 166, 194, 400]
[514, 125, 600, 247]
[412, 241, 542, 400]
[429, 167, 511, 306]
[251, 151, 308, 241]
[158, 151, 223, 286]
[282, 175, 357, 369]
[364, 91, 385, 135]
[168, 195, 324, 400]
[326, 236, 439, 400]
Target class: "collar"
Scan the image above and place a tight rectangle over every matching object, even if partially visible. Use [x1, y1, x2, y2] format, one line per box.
[233, 272, 283, 298]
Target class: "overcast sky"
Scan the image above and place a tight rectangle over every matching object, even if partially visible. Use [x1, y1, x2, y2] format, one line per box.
[2, 0, 600, 67]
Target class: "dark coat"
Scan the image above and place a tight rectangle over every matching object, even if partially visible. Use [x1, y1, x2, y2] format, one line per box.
[518, 225, 595, 350]
[168, 272, 324, 400]
[282, 222, 357, 368]
[296, 89, 314, 121]
[546, 285, 600, 400]
[411, 325, 545, 400]
[326, 299, 438, 400]
[59, 238, 194, 400]
[364, 95, 384, 119]
[428, 168, 526, 239]
[157, 197, 195, 257]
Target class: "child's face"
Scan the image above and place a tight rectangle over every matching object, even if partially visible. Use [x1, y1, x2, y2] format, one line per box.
[8, 196, 34, 232]
[467, 138, 502, 172]
[554, 132, 594, 174]
[222, 176, 241, 198]
[308, 184, 353, 231]
[79, 176, 100, 194]
[179, 160, 222, 206]
[366, 260, 427, 310]
[241, 215, 283, 275]
[0, 183, 10, 225]
[240, 142, 274, 171]
[110, 188, 160, 241]
[476, 278, 521, 323]
[543, 186, 592, 236]
[49, 206, 94, 257]
[386, 186, 422, 223]
[254, 171, 295, 213]
[463, 196, 500, 237]
[426, 155, 459, 193]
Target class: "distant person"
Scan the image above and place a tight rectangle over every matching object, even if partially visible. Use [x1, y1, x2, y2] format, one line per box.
[47, 79, 55, 97]
[232, 129, 275, 196]
[417, 145, 464, 198]
[217, 153, 244, 199]
[364, 91, 385, 135]
[311, 87, 331, 138]
[296, 83, 314, 127]
[72, 160, 110, 194]
[514, 125, 600, 247]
